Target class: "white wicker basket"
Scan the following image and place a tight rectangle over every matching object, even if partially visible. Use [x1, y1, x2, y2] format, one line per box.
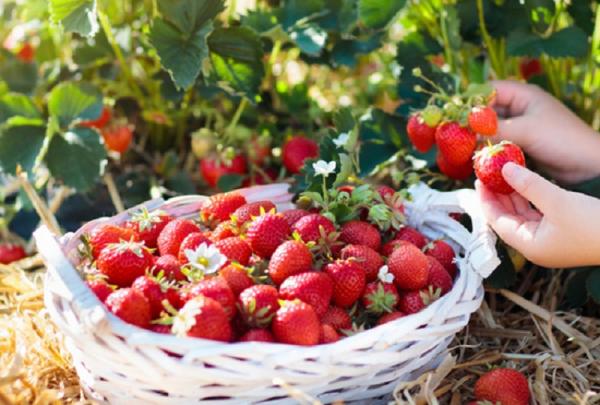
[34, 183, 500, 404]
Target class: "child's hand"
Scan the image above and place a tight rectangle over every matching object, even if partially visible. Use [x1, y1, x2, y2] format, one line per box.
[492, 80, 600, 184]
[476, 162, 600, 268]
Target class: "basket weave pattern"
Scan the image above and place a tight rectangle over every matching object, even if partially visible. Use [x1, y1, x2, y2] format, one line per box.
[34, 183, 499, 404]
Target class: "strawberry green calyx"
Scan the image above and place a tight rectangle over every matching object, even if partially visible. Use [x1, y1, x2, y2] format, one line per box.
[421, 105, 443, 127]
[364, 283, 397, 314]
[107, 239, 148, 258]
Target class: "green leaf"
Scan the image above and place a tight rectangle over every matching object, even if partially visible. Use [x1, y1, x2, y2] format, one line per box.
[48, 82, 103, 128]
[290, 24, 328, 56]
[507, 26, 589, 58]
[0, 94, 41, 124]
[586, 268, 600, 304]
[208, 26, 265, 98]
[282, 0, 326, 29]
[564, 268, 591, 308]
[157, 0, 224, 34]
[358, 109, 404, 175]
[463, 83, 494, 99]
[330, 34, 384, 67]
[45, 127, 107, 190]
[333, 153, 353, 187]
[0, 124, 45, 174]
[149, 18, 213, 90]
[166, 172, 197, 194]
[358, 0, 405, 30]
[49, 0, 99, 37]
[217, 173, 244, 192]
[0, 53, 38, 95]
[333, 107, 356, 133]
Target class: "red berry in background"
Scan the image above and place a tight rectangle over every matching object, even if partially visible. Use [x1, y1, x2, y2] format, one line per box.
[473, 141, 526, 194]
[339, 220, 381, 251]
[437, 152, 473, 181]
[426, 256, 453, 295]
[272, 300, 320, 346]
[181, 276, 236, 319]
[106, 288, 152, 328]
[279, 272, 333, 317]
[173, 296, 232, 342]
[101, 124, 133, 153]
[125, 209, 172, 249]
[248, 137, 271, 165]
[325, 260, 366, 308]
[319, 324, 340, 344]
[468, 106, 498, 136]
[362, 281, 400, 314]
[246, 213, 290, 258]
[376, 185, 395, 200]
[232, 201, 276, 225]
[0, 243, 26, 264]
[96, 240, 154, 287]
[200, 154, 247, 189]
[474, 368, 530, 405]
[376, 311, 405, 326]
[239, 329, 275, 343]
[201, 192, 247, 224]
[238, 284, 280, 328]
[153, 254, 186, 282]
[340, 244, 384, 282]
[16, 42, 35, 63]
[282, 136, 319, 174]
[268, 240, 313, 285]
[132, 275, 167, 319]
[220, 264, 254, 296]
[395, 226, 427, 249]
[86, 279, 113, 303]
[519, 58, 543, 80]
[80, 106, 112, 129]
[158, 218, 201, 257]
[406, 114, 436, 153]
[321, 306, 351, 331]
[387, 243, 429, 290]
[425, 240, 457, 278]
[435, 122, 477, 166]
[88, 224, 138, 259]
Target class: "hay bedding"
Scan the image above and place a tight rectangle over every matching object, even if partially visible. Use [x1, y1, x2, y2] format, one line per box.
[1, 258, 599, 405]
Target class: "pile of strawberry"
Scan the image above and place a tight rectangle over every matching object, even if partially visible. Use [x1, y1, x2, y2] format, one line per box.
[81, 185, 458, 346]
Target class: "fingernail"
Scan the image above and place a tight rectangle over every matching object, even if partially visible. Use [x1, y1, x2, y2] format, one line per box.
[502, 162, 523, 180]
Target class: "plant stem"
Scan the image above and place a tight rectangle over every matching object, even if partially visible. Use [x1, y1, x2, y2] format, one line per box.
[33, 119, 58, 172]
[104, 172, 125, 213]
[16, 169, 61, 235]
[439, 10, 456, 75]
[475, 0, 503, 79]
[226, 97, 249, 136]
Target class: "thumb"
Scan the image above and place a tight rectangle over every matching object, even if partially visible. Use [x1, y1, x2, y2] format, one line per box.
[502, 163, 566, 214]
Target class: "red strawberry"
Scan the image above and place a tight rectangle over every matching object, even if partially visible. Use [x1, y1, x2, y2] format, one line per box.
[435, 122, 477, 165]
[281, 209, 311, 227]
[86, 279, 113, 302]
[319, 324, 340, 344]
[395, 226, 427, 249]
[267, 240, 313, 285]
[292, 214, 336, 243]
[425, 240, 457, 277]
[324, 260, 366, 308]
[0, 243, 26, 264]
[246, 213, 290, 258]
[165, 287, 182, 309]
[339, 221, 381, 251]
[125, 209, 172, 248]
[381, 239, 410, 257]
[211, 221, 238, 241]
[426, 256, 453, 295]
[377, 185, 395, 199]
[519, 58, 542, 80]
[88, 224, 138, 259]
[387, 243, 429, 290]
[376, 311, 405, 326]
[321, 306, 351, 331]
[474, 368, 530, 405]
[200, 154, 247, 189]
[282, 136, 319, 174]
[238, 285, 280, 328]
[79, 106, 111, 129]
[272, 300, 320, 345]
[474, 141, 526, 194]
[340, 245, 384, 282]
[279, 272, 333, 317]
[215, 237, 252, 265]
[105, 288, 152, 328]
[101, 124, 133, 153]
[151, 324, 172, 334]
[177, 232, 212, 264]
[407, 114, 436, 153]
[468, 106, 497, 136]
[132, 275, 167, 318]
[181, 276, 236, 318]
[239, 329, 275, 342]
[362, 281, 399, 314]
[232, 201, 276, 225]
[172, 296, 232, 341]
[220, 264, 254, 296]
[16, 42, 35, 63]
[201, 192, 247, 224]
[96, 240, 154, 287]
[437, 152, 473, 181]
[153, 254, 186, 282]
[157, 218, 201, 257]
[398, 289, 439, 314]
[247, 137, 271, 166]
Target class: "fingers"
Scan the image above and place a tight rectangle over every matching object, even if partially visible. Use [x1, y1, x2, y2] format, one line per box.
[502, 163, 567, 215]
[491, 80, 539, 117]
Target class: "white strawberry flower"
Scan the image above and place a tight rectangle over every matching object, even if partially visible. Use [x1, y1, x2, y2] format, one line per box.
[172, 299, 201, 336]
[184, 243, 227, 275]
[333, 132, 350, 148]
[313, 160, 336, 177]
[378, 265, 394, 284]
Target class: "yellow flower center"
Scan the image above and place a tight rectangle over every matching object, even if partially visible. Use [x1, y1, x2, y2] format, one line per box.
[196, 257, 209, 267]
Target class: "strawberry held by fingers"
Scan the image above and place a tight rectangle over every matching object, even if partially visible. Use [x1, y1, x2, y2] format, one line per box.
[474, 141, 526, 194]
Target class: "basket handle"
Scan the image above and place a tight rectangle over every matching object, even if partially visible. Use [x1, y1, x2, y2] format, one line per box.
[407, 183, 500, 279]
